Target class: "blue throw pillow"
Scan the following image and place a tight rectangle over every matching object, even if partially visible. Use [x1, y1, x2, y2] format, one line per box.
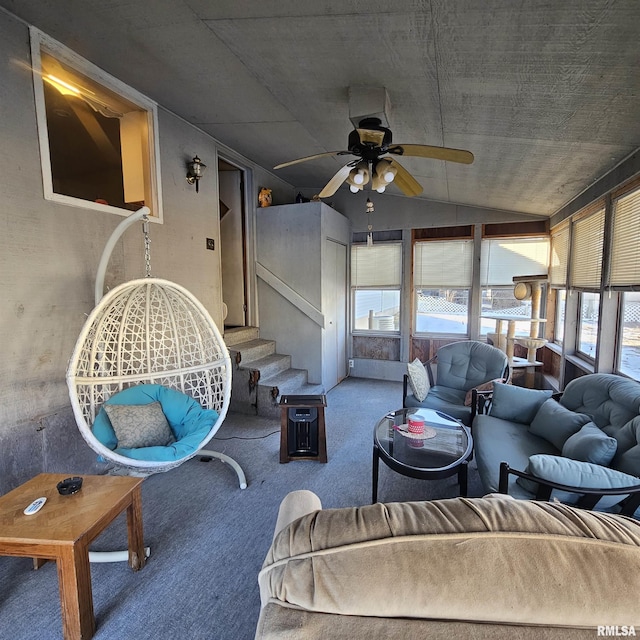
[520, 454, 640, 508]
[529, 399, 591, 451]
[489, 383, 552, 424]
[562, 422, 618, 466]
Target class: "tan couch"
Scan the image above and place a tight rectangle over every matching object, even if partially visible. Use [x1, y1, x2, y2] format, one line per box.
[255, 491, 640, 639]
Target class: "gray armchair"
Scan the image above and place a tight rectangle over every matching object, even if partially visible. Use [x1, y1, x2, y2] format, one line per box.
[403, 340, 509, 425]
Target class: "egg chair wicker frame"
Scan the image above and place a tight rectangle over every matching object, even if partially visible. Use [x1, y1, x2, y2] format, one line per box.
[66, 207, 246, 488]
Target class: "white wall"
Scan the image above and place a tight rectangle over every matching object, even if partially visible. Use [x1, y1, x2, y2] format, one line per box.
[256, 202, 350, 386]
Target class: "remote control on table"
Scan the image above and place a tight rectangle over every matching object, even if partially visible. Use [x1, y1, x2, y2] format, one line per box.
[23, 497, 47, 515]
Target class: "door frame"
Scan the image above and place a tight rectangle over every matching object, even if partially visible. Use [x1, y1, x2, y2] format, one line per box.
[217, 152, 256, 328]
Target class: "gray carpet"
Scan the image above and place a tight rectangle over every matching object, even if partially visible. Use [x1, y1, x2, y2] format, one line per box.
[0, 378, 485, 640]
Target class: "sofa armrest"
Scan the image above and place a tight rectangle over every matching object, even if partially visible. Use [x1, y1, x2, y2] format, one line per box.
[273, 490, 322, 541]
[498, 462, 640, 516]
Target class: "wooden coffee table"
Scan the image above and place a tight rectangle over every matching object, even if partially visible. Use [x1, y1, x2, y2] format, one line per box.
[0, 473, 146, 640]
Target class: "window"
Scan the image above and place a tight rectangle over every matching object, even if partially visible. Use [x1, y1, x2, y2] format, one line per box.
[549, 224, 569, 344]
[351, 243, 401, 332]
[571, 207, 604, 360]
[570, 207, 605, 289]
[414, 240, 473, 335]
[479, 237, 549, 336]
[610, 186, 640, 380]
[578, 292, 600, 359]
[30, 28, 162, 218]
[554, 290, 567, 346]
[618, 292, 640, 380]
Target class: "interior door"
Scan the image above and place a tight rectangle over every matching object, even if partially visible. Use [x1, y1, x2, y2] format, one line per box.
[218, 162, 246, 327]
[324, 239, 347, 389]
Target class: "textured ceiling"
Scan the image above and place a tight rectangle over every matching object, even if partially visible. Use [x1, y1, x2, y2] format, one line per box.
[3, 0, 640, 216]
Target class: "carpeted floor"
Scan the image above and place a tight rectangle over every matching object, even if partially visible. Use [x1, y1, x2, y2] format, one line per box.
[0, 377, 485, 640]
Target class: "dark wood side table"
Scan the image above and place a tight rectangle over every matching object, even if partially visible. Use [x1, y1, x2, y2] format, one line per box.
[279, 394, 327, 463]
[0, 473, 146, 640]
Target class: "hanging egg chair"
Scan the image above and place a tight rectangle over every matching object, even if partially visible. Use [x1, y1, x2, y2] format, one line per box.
[66, 207, 246, 487]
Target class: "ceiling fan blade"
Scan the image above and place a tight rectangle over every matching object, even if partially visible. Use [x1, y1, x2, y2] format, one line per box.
[390, 144, 474, 165]
[319, 164, 353, 198]
[388, 159, 423, 197]
[274, 151, 349, 170]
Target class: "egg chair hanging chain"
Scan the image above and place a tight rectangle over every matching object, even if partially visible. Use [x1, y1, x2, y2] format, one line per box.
[142, 213, 152, 277]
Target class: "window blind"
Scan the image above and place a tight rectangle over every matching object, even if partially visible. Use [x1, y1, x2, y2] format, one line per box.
[351, 243, 402, 287]
[413, 240, 473, 288]
[570, 207, 604, 289]
[549, 225, 569, 287]
[480, 237, 549, 286]
[609, 187, 640, 287]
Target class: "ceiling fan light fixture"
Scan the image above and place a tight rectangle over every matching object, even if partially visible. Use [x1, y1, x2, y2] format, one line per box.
[375, 159, 396, 184]
[347, 162, 369, 191]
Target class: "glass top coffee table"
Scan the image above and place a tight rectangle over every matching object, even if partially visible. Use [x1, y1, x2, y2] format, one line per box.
[372, 407, 473, 503]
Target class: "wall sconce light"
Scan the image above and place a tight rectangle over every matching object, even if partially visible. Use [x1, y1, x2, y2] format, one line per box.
[186, 155, 206, 193]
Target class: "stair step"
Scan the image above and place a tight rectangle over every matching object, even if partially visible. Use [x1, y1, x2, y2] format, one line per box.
[260, 367, 308, 391]
[256, 375, 326, 419]
[224, 326, 259, 346]
[241, 353, 291, 379]
[228, 338, 275, 365]
[224, 326, 323, 418]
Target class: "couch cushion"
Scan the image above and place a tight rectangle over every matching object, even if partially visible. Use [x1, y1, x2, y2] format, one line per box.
[562, 422, 618, 465]
[259, 496, 640, 629]
[435, 341, 508, 391]
[92, 384, 218, 462]
[489, 383, 552, 424]
[473, 414, 559, 497]
[524, 454, 640, 508]
[410, 385, 471, 423]
[407, 358, 429, 401]
[528, 399, 591, 450]
[103, 401, 175, 449]
[559, 375, 640, 478]
[560, 374, 640, 428]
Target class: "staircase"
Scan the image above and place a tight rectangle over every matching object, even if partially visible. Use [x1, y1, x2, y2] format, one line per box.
[224, 327, 324, 419]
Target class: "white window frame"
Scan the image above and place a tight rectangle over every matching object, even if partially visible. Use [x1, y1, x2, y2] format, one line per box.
[30, 27, 163, 221]
[413, 239, 473, 337]
[351, 242, 402, 335]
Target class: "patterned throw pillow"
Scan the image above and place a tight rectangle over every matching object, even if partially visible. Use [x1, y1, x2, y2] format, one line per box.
[407, 358, 430, 402]
[104, 401, 175, 449]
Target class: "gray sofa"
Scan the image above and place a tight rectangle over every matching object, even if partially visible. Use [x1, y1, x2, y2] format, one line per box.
[473, 373, 640, 516]
[256, 490, 640, 639]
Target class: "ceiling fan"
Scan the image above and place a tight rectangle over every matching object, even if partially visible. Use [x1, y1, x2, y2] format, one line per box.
[273, 117, 474, 198]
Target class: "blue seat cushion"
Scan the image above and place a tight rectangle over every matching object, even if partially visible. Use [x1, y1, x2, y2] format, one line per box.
[92, 384, 218, 462]
[406, 385, 471, 424]
[474, 414, 559, 497]
[523, 454, 640, 509]
[528, 399, 591, 450]
[489, 383, 552, 424]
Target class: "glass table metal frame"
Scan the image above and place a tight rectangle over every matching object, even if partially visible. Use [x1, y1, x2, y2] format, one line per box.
[372, 407, 473, 503]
